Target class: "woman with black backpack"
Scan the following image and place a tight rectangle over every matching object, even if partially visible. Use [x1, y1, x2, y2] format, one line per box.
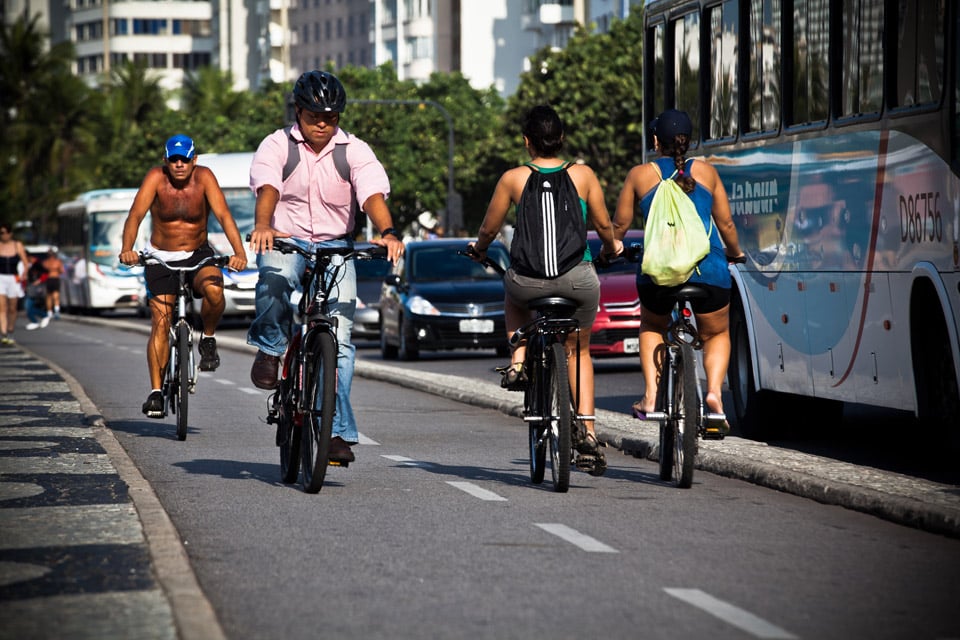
[469, 105, 622, 468]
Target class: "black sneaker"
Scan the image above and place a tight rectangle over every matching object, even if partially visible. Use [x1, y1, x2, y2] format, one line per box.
[199, 337, 220, 371]
[142, 391, 164, 419]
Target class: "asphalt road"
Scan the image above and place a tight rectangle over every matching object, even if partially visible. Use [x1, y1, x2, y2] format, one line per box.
[11, 317, 960, 639]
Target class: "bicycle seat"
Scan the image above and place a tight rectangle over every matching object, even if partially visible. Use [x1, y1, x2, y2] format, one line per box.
[527, 296, 578, 315]
[660, 284, 709, 303]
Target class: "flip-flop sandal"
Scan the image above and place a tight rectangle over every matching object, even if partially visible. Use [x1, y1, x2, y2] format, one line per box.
[631, 401, 648, 420]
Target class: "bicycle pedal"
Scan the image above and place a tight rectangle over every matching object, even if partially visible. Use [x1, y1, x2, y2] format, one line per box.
[643, 411, 668, 422]
[703, 413, 729, 439]
[328, 460, 349, 468]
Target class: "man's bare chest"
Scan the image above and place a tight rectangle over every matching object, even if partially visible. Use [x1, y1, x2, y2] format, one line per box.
[153, 184, 207, 223]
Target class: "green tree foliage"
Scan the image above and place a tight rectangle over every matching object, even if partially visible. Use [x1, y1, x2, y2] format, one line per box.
[2, 9, 644, 239]
[504, 8, 645, 216]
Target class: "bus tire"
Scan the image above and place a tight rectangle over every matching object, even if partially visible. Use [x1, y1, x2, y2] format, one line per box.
[728, 299, 777, 440]
[911, 283, 960, 454]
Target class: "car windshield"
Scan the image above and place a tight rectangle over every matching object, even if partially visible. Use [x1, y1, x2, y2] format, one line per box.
[208, 188, 255, 235]
[409, 244, 509, 282]
[356, 258, 391, 280]
[589, 236, 641, 274]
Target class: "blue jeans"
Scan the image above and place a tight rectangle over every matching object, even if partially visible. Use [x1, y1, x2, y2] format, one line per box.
[247, 238, 359, 443]
[25, 297, 45, 323]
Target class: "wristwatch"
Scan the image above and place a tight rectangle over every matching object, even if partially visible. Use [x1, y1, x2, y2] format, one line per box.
[380, 227, 399, 239]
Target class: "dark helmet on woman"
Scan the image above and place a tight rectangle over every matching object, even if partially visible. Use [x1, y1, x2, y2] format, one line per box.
[293, 70, 347, 113]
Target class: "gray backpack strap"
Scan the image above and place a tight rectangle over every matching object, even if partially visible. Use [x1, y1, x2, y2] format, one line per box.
[333, 142, 350, 182]
[282, 125, 300, 182]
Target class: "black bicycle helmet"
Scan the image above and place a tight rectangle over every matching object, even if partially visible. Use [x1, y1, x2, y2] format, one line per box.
[293, 70, 347, 113]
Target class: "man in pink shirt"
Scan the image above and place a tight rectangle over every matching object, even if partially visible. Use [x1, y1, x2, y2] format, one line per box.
[247, 70, 403, 464]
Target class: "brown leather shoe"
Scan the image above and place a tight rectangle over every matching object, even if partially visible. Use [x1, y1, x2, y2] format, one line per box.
[251, 351, 281, 389]
[328, 436, 356, 463]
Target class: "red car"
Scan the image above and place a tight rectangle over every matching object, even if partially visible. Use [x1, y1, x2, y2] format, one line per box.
[587, 230, 643, 357]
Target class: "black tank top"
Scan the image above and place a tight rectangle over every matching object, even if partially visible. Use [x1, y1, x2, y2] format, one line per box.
[0, 253, 20, 276]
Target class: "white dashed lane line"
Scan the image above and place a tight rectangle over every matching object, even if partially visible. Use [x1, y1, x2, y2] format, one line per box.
[664, 588, 799, 639]
[533, 523, 618, 553]
[446, 481, 508, 501]
[381, 454, 427, 467]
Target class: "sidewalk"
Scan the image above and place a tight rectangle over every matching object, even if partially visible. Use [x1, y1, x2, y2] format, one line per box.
[0, 343, 223, 640]
[2, 324, 959, 637]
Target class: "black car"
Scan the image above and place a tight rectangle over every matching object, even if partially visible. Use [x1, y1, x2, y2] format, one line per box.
[353, 256, 392, 341]
[379, 238, 510, 360]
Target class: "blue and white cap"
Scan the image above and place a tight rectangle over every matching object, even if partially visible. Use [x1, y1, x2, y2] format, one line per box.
[164, 134, 195, 160]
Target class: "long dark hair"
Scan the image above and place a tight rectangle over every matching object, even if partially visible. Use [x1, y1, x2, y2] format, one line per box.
[522, 105, 564, 158]
[659, 135, 696, 194]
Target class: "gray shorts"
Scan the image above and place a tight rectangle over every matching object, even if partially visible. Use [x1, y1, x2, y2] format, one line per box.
[504, 261, 600, 329]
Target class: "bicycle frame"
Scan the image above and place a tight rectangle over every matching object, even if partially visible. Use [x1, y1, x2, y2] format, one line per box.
[266, 239, 387, 493]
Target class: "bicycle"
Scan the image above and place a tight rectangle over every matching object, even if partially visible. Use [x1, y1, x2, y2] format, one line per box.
[138, 251, 230, 441]
[639, 254, 747, 488]
[263, 238, 387, 493]
[461, 248, 603, 493]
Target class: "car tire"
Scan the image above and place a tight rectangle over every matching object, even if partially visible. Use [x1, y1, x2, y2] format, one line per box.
[380, 321, 398, 360]
[399, 317, 420, 361]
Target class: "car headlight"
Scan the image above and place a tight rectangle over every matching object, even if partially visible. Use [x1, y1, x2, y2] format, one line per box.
[407, 295, 440, 316]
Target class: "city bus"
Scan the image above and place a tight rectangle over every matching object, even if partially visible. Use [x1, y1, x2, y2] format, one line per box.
[195, 151, 259, 316]
[55, 189, 148, 314]
[642, 0, 959, 440]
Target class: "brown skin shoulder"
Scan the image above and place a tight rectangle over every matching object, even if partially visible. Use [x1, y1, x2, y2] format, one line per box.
[120, 159, 247, 272]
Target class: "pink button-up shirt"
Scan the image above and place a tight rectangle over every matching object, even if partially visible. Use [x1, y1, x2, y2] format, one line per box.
[249, 125, 391, 242]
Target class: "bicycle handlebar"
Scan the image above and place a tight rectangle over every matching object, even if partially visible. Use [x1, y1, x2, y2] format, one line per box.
[459, 246, 507, 276]
[271, 237, 388, 262]
[138, 252, 230, 271]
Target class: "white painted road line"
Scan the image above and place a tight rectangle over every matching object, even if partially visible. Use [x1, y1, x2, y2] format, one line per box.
[381, 455, 426, 467]
[533, 523, 618, 553]
[446, 481, 508, 501]
[664, 588, 798, 639]
[357, 433, 380, 446]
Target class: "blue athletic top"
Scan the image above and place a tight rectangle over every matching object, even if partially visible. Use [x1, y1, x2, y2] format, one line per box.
[637, 157, 730, 289]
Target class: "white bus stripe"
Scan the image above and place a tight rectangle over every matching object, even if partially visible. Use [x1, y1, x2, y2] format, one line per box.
[664, 588, 799, 639]
[446, 481, 507, 501]
[534, 523, 618, 553]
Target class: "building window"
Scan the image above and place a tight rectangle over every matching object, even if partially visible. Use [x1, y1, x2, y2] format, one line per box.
[133, 19, 169, 35]
[407, 36, 431, 60]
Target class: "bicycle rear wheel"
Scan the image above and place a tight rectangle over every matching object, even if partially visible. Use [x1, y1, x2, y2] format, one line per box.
[300, 330, 337, 493]
[547, 342, 572, 493]
[526, 373, 546, 484]
[674, 343, 698, 488]
[175, 323, 190, 441]
[657, 348, 674, 481]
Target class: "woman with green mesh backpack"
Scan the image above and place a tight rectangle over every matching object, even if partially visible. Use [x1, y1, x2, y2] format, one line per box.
[614, 109, 745, 432]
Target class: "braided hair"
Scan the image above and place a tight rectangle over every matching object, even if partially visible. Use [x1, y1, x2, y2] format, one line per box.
[658, 134, 696, 194]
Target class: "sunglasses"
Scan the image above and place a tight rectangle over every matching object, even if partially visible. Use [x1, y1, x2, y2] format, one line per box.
[167, 155, 192, 164]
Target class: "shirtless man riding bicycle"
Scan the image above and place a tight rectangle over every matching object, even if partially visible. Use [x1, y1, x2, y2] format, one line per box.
[119, 134, 247, 418]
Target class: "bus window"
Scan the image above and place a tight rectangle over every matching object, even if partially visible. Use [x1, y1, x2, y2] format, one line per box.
[707, 0, 738, 140]
[895, 0, 945, 108]
[790, 0, 829, 125]
[673, 10, 700, 143]
[646, 20, 665, 150]
[748, 0, 781, 133]
[841, 0, 883, 117]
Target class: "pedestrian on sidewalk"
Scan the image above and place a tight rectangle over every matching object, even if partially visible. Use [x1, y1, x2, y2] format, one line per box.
[0, 222, 31, 345]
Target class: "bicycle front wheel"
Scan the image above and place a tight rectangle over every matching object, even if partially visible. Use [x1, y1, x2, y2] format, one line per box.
[275, 373, 301, 484]
[547, 342, 572, 493]
[175, 323, 190, 441]
[674, 343, 699, 488]
[300, 330, 337, 493]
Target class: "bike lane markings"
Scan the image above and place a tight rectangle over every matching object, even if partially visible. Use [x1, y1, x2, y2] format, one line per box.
[381, 454, 427, 467]
[446, 481, 507, 501]
[357, 433, 380, 445]
[664, 588, 798, 639]
[533, 523, 618, 553]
